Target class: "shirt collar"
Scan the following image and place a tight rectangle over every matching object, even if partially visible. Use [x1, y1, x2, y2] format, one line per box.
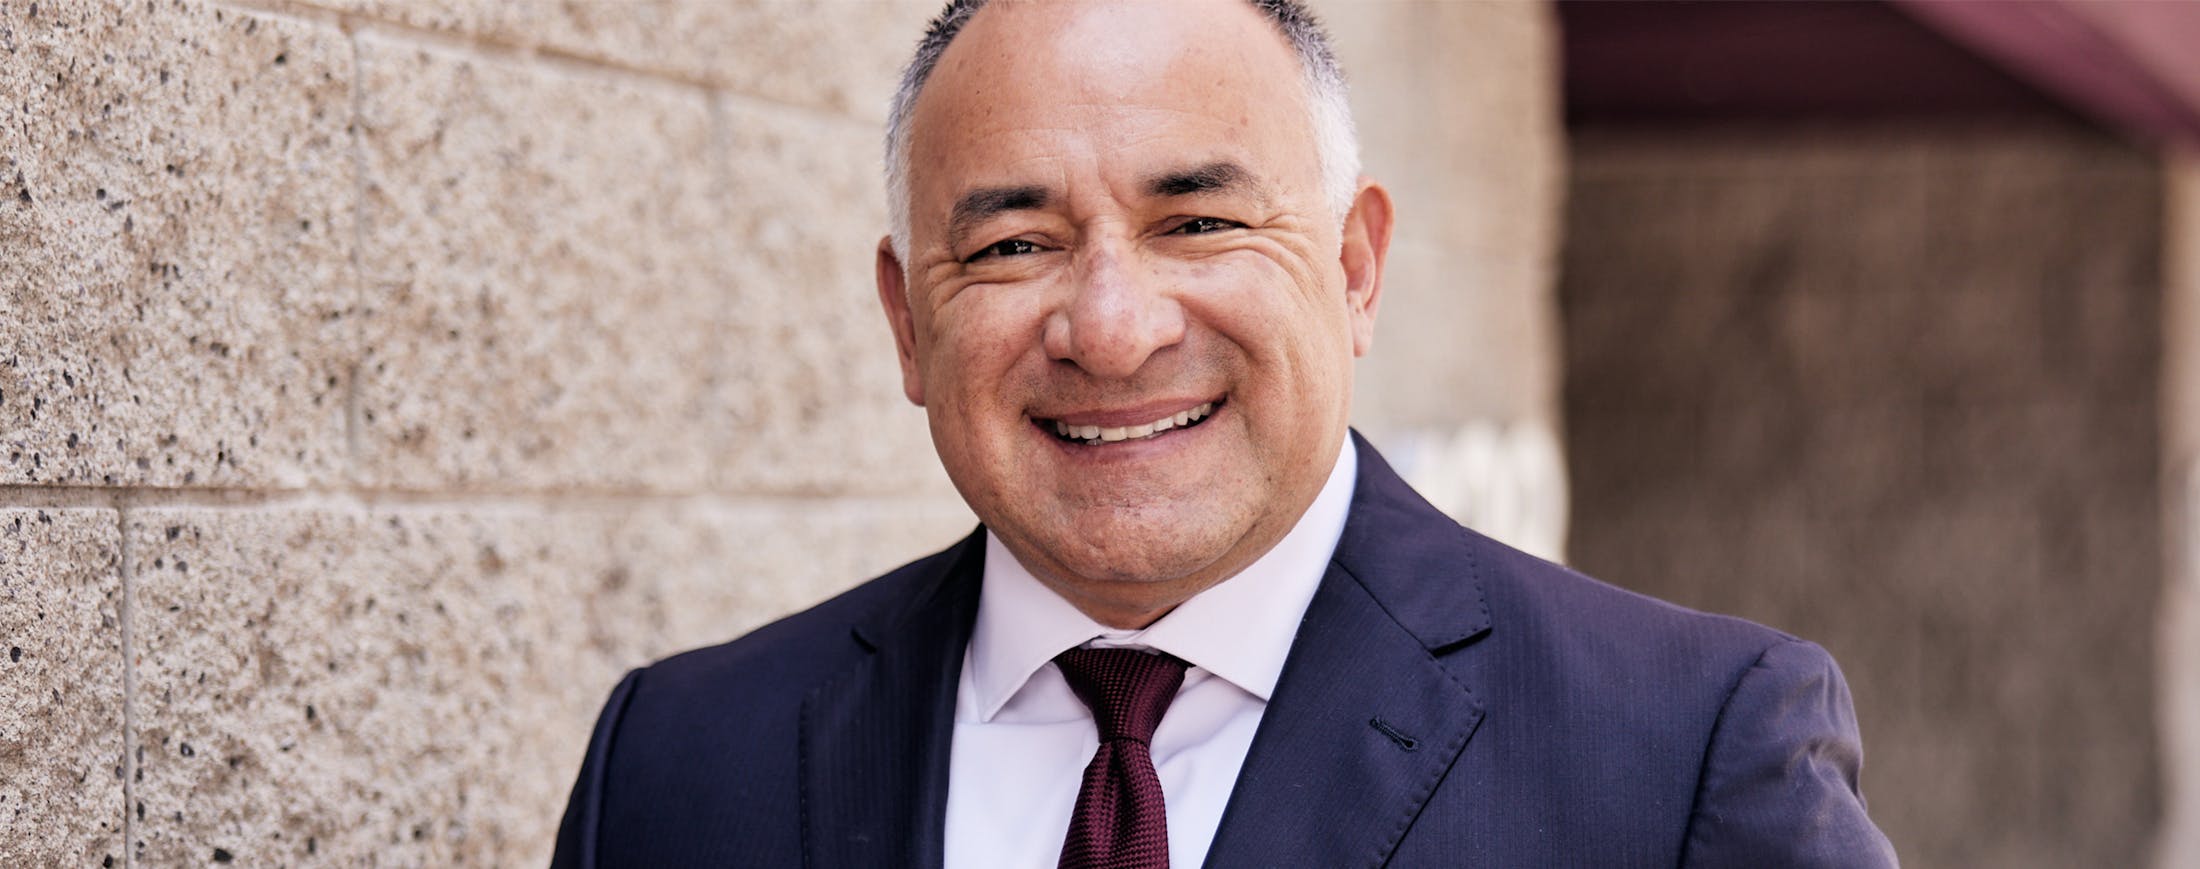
[964, 438, 1358, 722]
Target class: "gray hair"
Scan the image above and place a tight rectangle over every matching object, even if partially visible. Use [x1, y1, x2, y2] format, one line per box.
[883, 0, 1361, 260]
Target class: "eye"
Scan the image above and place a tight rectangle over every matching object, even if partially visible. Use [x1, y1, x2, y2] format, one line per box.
[1171, 216, 1244, 235]
[964, 238, 1042, 263]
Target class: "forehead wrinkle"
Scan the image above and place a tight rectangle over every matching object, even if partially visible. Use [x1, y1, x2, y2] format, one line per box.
[1065, 101, 1294, 206]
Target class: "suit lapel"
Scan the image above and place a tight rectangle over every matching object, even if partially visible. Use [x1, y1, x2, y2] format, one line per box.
[799, 532, 983, 869]
[1204, 433, 1494, 868]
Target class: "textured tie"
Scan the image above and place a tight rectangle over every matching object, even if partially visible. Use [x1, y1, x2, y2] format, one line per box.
[1054, 647, 1189, 869]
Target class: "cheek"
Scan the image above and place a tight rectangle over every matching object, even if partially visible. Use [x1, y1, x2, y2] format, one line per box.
[921, 289, 1054, 408]
[1167, 252, 1277, 311]
[1167, 254, 1331, 355]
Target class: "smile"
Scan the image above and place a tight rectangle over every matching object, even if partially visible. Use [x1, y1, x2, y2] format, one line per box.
[1039, 401, 1217, 446]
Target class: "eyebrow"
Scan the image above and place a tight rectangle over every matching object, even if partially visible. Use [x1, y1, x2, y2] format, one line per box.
[940, 162, 1262, 250]
[1145, 161, 1260, 200]
[948, 185, 1051, 248]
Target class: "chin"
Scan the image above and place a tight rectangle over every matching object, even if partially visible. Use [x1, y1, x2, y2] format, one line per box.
[1032, 509, 1239, 587]
[1061, 552, 1216, 588]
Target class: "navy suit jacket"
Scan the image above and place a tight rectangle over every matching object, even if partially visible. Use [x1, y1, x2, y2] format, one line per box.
[551, 433, 1896, 867]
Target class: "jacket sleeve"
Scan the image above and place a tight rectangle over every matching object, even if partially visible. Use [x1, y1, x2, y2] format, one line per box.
[550, 668, 644, 869]
[1680, 639, 1899, 868]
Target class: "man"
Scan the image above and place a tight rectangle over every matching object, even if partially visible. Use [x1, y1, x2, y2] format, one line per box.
[551, 1, 1896, 866]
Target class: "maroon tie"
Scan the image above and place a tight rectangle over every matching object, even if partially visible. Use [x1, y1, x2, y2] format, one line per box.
[1054, 647, 1189, 869]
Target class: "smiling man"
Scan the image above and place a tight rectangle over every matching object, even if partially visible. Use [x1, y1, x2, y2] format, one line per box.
[550, 2, 1895, 867]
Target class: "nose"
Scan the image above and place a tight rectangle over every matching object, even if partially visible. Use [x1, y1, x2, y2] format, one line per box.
[1042, 242, 1186, 379]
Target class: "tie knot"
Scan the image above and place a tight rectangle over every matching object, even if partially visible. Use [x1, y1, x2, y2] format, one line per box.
[1053, 647, 1188, 744]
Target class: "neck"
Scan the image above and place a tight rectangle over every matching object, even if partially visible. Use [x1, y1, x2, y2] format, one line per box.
[1045, 578, 1207, 630]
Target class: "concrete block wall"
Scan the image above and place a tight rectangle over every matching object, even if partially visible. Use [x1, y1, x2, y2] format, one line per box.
[1562, 127, 2165, 868]
[2, 510, 124, 860]
[3, 1, 1562, 865]
[1, 0, 968, 864]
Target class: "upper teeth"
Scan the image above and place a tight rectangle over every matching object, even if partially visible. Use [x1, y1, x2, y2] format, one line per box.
[1053, 402, 1213, 444]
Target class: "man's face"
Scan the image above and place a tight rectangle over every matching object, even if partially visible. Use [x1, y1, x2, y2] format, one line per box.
[878, 0, 1390, 624]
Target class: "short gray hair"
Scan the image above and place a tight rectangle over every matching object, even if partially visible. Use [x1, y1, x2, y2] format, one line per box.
[883, 0, 1361, 260]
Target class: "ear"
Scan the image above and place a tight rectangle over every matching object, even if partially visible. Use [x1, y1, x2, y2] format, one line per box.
[1338, 179, 1394, 358]
[875, 237, 927, 406]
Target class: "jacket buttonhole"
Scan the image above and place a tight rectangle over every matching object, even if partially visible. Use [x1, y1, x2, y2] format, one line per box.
[1369, 716, 1419, 751]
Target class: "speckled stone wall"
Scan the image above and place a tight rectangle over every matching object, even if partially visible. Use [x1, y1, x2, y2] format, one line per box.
[1562, 127, 2166, 868]
[1, 1, 1563, 865]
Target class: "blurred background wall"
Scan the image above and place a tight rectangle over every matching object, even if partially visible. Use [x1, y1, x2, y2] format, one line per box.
[0, 0, 1558, 864]
[4, 1, 2196, 867]
[2166, 154, 2200, 869]
[1560, 3, 2200, 866]
[1567, 127, 2163, 867]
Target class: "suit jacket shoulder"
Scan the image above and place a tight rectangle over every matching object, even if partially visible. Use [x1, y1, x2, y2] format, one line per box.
[1473, 522, 1802, 713]
[644, 532, 976, 697]
[1324, 437, 1893, 867]
[551, 532, 983, 869]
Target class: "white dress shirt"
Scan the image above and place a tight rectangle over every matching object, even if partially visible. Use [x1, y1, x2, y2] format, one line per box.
[943, 439, 1358, 869]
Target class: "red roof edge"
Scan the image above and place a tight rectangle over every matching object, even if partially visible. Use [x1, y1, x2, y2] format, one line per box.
[1894, 0, 2200, 147]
